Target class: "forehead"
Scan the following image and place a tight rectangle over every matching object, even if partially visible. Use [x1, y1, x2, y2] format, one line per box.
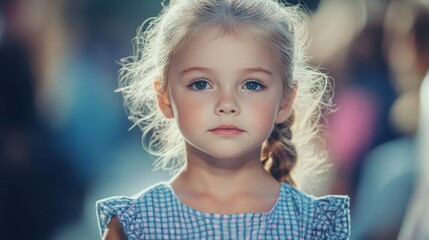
[172, 25, 279, 71]
[183, 24, 273, 54]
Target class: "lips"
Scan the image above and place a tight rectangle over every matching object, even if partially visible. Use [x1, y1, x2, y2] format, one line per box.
[209, 124, 244, 136]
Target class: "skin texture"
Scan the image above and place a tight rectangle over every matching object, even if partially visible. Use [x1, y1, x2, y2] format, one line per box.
[158, 26, 295, 212]
[161, 26, 291, 163]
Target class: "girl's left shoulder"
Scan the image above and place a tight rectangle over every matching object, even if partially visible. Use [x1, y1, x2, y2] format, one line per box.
[280, 183, 351, 239]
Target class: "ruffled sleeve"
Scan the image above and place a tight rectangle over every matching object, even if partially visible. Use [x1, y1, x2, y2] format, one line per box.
[95, 196, 143, 239]
[309, 196, 351, 239]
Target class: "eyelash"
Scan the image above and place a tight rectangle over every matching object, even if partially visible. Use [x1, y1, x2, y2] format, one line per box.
[242, 80, 266, 92]
[187, 79, 212, 91]
[187, 79, 266, 92]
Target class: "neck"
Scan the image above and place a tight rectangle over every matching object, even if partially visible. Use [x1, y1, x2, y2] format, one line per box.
[169, 143, 279, 199]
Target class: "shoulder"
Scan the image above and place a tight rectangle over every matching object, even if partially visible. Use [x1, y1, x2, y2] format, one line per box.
[280, 183, 351, 239]
[95, 182, 170, 239]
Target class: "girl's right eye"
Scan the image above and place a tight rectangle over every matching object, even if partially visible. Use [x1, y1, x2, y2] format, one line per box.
[188, 79, 212, 90]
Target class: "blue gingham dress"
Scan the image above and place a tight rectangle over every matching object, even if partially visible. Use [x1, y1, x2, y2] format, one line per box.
[96, 182, 350, 239]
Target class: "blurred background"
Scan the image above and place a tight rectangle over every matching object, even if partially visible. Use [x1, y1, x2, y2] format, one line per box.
[0, 0, 428, 239]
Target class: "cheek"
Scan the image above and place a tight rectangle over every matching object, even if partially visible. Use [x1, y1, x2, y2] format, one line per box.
[252, 104, 278, 130]
[239, 98, 279, 140]
[171, 94, 211, 129]
[244, 95, 280, 123]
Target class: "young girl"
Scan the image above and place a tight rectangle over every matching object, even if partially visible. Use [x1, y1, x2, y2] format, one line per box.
[96, 0, 350, 239]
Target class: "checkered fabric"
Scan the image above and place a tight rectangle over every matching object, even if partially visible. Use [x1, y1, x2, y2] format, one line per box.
[96, 182, 350, 239]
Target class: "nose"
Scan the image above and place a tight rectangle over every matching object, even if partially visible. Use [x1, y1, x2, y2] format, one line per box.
[215, 91, 240, 116]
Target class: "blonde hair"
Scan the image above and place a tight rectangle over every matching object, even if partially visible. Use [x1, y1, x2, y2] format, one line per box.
[118, 0, 333, 189]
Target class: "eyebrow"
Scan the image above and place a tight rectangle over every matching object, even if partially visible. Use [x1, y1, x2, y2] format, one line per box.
[180, 67, 213, 75]
[180, 67, 273, 76]
[242, 67, 273, 76]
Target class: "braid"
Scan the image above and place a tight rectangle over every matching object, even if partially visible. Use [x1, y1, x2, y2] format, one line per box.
[261, 110, 297, 186]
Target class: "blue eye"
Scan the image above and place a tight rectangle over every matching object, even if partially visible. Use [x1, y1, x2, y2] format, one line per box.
[189, 80, 212, 90]
[243, 80, 264, 91]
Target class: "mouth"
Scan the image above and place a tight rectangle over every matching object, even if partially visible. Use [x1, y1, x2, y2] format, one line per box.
[209, 124, 244, 136]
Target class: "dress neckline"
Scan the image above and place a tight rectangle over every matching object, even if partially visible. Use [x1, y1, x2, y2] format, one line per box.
[161, 181, 287, 221]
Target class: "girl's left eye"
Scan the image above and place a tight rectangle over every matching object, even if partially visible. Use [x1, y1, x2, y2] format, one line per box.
[242, 80, 265, 91]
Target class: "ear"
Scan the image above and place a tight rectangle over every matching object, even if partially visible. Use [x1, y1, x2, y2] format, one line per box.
[275, 85, 297, 124]
[154, 80, 174, 119]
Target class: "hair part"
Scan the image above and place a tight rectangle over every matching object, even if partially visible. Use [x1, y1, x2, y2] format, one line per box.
[118, 0, 333, 190]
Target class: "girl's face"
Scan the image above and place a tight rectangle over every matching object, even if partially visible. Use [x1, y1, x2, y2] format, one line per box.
[159, 26, 293, 162]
